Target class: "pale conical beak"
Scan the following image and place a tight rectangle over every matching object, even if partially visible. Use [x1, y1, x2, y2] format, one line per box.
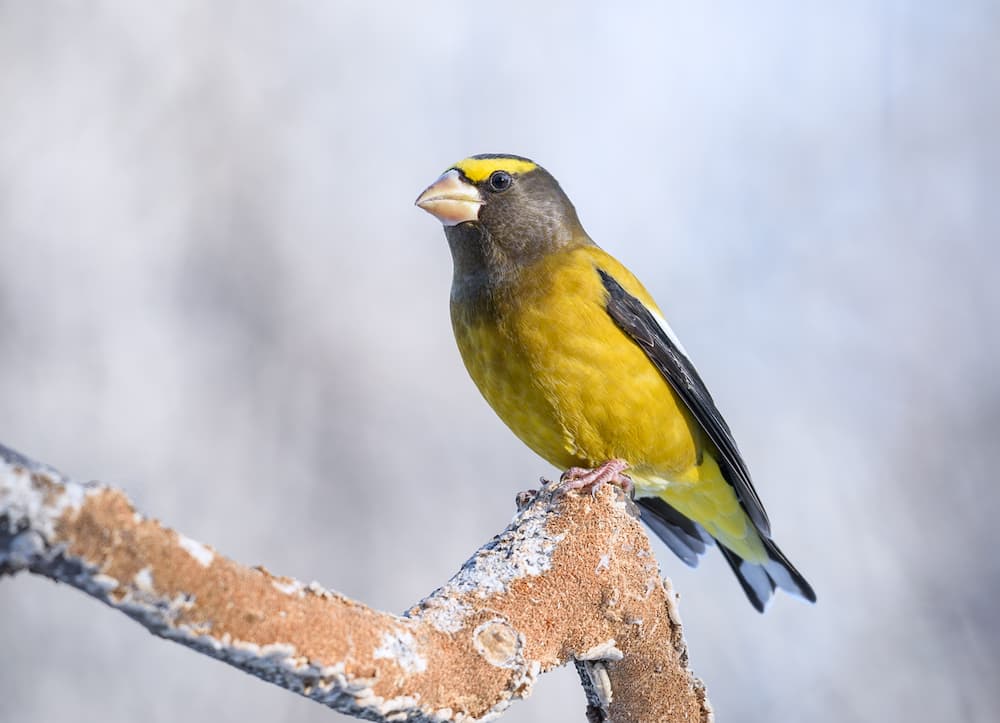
[415, 169, 483, 226]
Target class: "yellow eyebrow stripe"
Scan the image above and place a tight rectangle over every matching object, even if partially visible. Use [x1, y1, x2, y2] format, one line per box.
[453, 156, 538, 183]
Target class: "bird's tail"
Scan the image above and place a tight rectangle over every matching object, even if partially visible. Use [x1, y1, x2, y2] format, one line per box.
[637, 494, 816, 612]
[636, 496, 714, 568]
[718, 535, 816, 613]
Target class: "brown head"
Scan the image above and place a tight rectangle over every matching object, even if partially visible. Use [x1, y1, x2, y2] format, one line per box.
[416, 154, 591, 295]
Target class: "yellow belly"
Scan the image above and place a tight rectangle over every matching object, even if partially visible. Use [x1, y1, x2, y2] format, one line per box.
[451, 244, 766, 562]
[451, 244, 699, 476]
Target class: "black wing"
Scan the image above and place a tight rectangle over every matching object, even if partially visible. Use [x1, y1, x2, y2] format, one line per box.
[597, 267, 772, 537]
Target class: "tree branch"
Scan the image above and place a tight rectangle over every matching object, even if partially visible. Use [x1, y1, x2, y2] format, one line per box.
[0, 443, 711, 722]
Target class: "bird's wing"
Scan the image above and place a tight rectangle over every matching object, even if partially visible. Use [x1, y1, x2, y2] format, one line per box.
[597, 267, 773, 538]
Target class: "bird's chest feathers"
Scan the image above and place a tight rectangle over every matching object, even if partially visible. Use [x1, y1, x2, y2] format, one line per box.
[450, 252, 699, 472]
[450, 275, 580, 468]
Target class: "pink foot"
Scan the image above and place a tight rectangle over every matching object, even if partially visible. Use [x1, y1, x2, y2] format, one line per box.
[560, 459, 632, 496]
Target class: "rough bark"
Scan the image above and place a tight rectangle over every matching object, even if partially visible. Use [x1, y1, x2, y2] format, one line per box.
[0, 443, 712, 722]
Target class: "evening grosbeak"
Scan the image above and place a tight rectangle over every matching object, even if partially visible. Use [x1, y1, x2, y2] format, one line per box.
[416, 154, 815, 611]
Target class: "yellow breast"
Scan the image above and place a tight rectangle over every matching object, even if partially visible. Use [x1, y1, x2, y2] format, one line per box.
[450, 244, 703, 478]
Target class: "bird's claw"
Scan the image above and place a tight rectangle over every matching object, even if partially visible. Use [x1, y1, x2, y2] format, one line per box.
[559, 459, 633, 497]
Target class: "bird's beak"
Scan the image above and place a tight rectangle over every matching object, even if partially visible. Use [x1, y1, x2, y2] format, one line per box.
[415, 169, 482, 226]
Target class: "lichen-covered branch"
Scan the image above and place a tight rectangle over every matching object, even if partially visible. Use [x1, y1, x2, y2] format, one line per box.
[0, 442, 711, 722]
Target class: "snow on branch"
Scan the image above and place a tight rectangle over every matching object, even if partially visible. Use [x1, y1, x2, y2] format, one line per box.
[0, 443, 711, 722]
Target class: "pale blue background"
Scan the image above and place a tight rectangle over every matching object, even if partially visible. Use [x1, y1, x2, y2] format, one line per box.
[1, 3, 997, 722]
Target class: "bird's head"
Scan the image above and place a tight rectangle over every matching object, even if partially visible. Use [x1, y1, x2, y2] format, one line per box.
[416, 154, 588, 284]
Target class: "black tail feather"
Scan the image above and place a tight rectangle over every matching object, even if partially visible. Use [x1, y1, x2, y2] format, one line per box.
[718, 537, 817, 612]
[636, 497, 713, 568]
[638, 497, 816, 612]
[760, 535, 817, 603]
[718, 545, 773, 612]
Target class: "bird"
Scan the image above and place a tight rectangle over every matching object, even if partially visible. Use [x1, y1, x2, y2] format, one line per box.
[415, 153, 815, 612]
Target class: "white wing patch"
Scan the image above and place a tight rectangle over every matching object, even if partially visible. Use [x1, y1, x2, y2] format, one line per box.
[650, 310, 690, 358]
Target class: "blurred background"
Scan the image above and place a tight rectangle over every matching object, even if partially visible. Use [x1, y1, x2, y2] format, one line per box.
[1, 2, 997, 721]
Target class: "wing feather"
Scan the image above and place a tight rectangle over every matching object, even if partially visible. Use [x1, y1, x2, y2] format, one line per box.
[597, 267, 772, 537]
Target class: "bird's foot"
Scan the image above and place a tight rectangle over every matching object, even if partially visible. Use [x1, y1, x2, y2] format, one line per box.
[559, 459, 632, 497]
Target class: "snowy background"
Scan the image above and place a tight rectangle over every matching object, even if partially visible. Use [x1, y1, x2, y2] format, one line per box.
[1, 3, 998, 722]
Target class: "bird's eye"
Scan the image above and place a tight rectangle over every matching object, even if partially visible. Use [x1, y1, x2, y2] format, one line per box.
[488, 170, 512, 192]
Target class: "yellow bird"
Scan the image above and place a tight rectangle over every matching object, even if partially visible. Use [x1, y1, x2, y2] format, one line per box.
[415, 154, 815, 611]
